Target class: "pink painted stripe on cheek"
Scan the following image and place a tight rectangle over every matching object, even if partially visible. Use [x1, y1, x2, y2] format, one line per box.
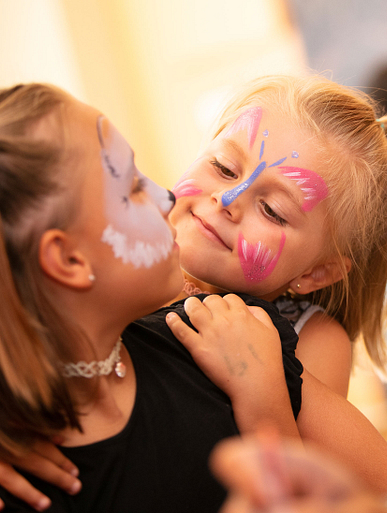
[172, 179, 202, 199]
[278, 166, 328, 212]
[225, 106, 262, 149]
[238, 232, 286, 283]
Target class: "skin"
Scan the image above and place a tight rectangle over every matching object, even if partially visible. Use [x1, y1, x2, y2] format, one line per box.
[0, 104, 382, 507]
[169, 106, 352, 397]
[210, 428, 387, 513]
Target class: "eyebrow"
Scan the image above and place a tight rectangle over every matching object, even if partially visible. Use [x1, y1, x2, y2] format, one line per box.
[221, 138, 248, 164]
[271, 177, 305, 216]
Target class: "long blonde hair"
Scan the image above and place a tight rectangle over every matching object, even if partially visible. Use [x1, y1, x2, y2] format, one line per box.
[212, 75, 387, 371]
[0, 84, 83, 455]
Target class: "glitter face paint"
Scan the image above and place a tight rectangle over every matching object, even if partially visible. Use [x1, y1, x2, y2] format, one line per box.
[278, 166, 328, 212]
[97, 116, 174, 268]
[224, 106, 262, 149]
[222, 137, 287, 207]
[238, 232, 286, 282]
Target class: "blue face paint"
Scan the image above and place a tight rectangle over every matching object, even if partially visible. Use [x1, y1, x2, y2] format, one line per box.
[268, 157, 287, 168]
[222, 161, 266, 206]
[221, 114, 288, 207]
[259, 140, 265, 160]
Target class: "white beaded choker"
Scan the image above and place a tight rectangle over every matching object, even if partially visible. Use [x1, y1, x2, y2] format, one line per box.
[62, 338, 126, 379]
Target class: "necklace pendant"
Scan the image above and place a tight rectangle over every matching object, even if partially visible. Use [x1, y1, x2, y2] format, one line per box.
[115, 361, 126, 378]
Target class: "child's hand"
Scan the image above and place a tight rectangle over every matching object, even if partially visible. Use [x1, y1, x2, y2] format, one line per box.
[0, 439, 81, 511]
[210, 427, 386, 513]
[166, 294, 282, 397]
[166, 294, 296, 434]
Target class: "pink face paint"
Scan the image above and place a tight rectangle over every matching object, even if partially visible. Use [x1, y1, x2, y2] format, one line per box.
[238, 232, 286, 282]
[172, 179, 202, 199]
[278, 167, 328, 212]
[224, 107, 262, 149]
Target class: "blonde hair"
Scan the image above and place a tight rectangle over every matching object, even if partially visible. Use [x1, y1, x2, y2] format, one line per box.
[0, 84, 83, 455]
[212, 75, 387, 371]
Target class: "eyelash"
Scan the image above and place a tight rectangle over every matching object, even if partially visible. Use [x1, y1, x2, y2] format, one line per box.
[260, 200, 287, 227]
[210, 158, 287, 227]
[210, 158, 238, 179]
[132, 177, 146, 194]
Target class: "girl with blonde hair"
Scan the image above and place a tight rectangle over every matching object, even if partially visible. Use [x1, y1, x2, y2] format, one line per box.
[2, 76, 387, 511]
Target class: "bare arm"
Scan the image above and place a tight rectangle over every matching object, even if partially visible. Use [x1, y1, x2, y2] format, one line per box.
[296, 312, 352, 397]
[166, 294, 300, 438]
[297, 369, 387, 494]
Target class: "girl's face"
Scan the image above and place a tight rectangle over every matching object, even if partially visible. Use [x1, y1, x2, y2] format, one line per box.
[65, 97, 183, 319]
[170, 106, 330, 300]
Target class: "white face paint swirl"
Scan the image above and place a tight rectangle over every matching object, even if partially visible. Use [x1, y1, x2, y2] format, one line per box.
[97, 116, 174, 268]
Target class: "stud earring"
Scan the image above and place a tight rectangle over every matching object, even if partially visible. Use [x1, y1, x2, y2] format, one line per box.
[296, 283, 301, 289]
[89, 274, 96, 282]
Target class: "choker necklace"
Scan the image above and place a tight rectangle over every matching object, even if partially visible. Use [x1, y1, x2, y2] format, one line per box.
[183, 279, 210, 296]
[62, 338, 126, 379]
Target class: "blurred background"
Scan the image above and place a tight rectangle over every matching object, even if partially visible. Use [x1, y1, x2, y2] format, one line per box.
[1, 0, 387, 435]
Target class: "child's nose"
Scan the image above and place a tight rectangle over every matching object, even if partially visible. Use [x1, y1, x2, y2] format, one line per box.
[158, 189, 176, 217]
[211, 189, 243, 223]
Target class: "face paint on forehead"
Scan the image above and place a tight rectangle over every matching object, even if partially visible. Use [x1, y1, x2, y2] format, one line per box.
[97, 116, 174, 268]
[238, 232, 286, 283]
[278, 166, 328, 212]
[224, 107, 262, 149]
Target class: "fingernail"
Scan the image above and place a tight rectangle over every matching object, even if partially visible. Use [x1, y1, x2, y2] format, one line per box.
[69, 467, 79, 477]
[69, 479, 82, 495]
[36, 497, 51, 511]
[166, 312, 178, 321]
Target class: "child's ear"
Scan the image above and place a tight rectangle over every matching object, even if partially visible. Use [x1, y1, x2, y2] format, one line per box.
[289, 257, 351, 294]
[39, 229, 94, 289]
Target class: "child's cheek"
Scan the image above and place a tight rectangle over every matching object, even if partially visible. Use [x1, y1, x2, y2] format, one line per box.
[238, 232, 286, 282]
[172, 178, 203, 199]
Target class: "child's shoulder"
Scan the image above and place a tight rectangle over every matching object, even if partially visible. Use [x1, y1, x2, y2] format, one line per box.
[273, 293, 325, 335]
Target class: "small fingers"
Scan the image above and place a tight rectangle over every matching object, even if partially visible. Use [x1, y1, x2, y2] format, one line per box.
[0, 463, 51, 512]
[34, 440, 79, 477]
[246, 306, 276, 329]
[166, 310, 200, 351]
[13, 453, 81, 496]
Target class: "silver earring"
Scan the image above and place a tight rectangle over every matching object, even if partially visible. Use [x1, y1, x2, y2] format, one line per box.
[89, 274, 96, 282]
[296, 283, 301, 289]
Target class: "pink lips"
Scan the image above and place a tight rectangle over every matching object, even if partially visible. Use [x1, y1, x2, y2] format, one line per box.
[192, 213, 231, 250]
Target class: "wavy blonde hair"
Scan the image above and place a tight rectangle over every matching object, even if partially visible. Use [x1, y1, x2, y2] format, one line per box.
[212, 75, 387, 371]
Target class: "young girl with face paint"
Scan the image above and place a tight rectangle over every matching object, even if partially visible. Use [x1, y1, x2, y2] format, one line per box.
[2, 77, 387, 511]
[0, 84, 277, 512]
[167, 74, 387, 396]
[164, 74, 387, 488]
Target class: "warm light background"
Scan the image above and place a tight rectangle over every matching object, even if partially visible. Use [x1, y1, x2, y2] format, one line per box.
[0, 0, 306, 187]
[1, 0, 386, 434]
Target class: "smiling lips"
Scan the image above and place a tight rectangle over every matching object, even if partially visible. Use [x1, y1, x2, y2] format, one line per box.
[192, 213, 231, 250]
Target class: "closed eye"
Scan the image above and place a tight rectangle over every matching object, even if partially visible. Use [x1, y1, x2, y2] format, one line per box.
[210, 158, 238, 179]
[260, 200, 287, 226]
[132, 176, 146, 194]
